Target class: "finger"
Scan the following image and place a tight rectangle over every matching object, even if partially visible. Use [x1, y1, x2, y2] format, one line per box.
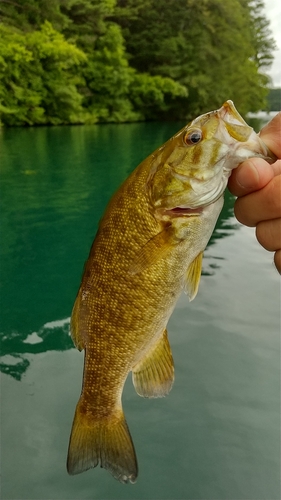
[271, 159, 281, 177]
[228, 112, 281, 198]
[256, 218, 281, 251]
[234, 174, 281, 227]
[228, 157, 275, 197]
[274, 249, 281, 274]
[259, 111, 281, 159]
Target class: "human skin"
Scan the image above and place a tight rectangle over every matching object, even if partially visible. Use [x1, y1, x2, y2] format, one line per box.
[228, 112, 281, 274]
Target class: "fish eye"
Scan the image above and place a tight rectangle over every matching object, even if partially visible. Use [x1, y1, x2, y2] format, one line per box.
[184, 129, 203, 145]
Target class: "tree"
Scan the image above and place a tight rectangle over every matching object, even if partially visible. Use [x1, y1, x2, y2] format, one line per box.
[0, 0, 276, 125]
[82, 22, 187, 122]
[113, 0, 276, 118]
[0, 0, 69, 31]
[266, 88, 281, 111]
[248, 0, 276, 69]
[0, 22, 87, 125]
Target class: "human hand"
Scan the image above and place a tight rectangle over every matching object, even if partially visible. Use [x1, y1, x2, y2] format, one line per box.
[228, 111, 281, 273]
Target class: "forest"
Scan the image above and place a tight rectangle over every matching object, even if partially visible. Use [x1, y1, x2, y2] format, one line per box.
[0, 0, 277, 126]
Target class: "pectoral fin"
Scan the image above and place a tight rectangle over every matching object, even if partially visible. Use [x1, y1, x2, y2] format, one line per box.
[183, 251, 203, 301]
[132, 329, 174, 398]
[129, 226, 176, 275]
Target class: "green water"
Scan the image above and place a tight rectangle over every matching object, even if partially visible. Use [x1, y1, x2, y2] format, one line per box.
[0, 122, 280, 500]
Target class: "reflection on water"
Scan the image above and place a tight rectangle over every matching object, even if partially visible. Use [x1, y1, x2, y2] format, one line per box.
[0, 318, 71, 380]
[0, 119, 280, 500]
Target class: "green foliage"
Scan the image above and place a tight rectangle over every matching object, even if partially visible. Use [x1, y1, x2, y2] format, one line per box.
[248, 0, 276, 68]
[0, 22, 87, 125]
[82, 23, 187, 122]
[0, 0, 276, 125]
[0, 0, 69, 31]
[129, 73, 188, 120]
[114, 0, 275, 118]
[82, 23, 140, 122]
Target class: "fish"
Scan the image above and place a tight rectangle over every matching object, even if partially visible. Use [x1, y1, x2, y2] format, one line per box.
[66, 100, 276, 483]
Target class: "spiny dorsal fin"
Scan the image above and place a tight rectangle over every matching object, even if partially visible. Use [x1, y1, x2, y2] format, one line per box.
[183, 251, 203, 301]
[132, 329, 174, 398]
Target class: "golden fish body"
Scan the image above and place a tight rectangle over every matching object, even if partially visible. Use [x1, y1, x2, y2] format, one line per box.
[67, 101, 275, 483]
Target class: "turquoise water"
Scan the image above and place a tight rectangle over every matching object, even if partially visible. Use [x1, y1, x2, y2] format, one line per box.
[0, 122, 280, 500]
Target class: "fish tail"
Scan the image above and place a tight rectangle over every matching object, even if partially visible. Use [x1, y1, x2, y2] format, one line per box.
[67, 399, 138, 484]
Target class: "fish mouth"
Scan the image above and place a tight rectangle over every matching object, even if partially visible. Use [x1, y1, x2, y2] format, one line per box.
[168, 206, 203, 215]
[156, 206, 204, 219]
[217, 101, 277, 163]
[154, 174, 226, 220]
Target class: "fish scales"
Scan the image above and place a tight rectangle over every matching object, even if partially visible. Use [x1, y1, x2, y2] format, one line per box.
[67, 101, 276, 484]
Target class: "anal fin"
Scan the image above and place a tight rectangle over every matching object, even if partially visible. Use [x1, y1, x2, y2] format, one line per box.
[132, 329, 174, 398]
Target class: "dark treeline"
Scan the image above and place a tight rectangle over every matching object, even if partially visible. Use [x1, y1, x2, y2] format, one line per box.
[0, 0, 276, 126]
[267, 88, 281, 111]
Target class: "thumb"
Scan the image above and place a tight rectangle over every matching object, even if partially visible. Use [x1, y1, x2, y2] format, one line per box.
[228, 157, 275, 198]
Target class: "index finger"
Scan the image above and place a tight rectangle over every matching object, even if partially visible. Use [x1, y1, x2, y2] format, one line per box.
[228, 112, 281, 198]
[259, 111, 281, 159]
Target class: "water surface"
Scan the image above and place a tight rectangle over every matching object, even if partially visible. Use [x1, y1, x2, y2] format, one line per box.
[0, 121, 280, 500]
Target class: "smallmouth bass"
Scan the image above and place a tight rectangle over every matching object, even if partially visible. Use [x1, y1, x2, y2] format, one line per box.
[67, 101, 276, 483]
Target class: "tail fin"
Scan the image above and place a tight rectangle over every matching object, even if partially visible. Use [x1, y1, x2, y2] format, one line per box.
[67, 400, 138, 484]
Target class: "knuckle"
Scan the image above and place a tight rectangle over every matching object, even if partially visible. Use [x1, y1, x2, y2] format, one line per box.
[256, 222, 270, 249]
[234, 197, 255, 227]
[256, 219, 281, 251]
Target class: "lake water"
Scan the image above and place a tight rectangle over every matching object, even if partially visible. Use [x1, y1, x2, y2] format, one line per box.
[0, 119, 280, 500]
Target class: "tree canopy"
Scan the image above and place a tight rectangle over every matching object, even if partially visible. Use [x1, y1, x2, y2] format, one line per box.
[0, 0, 276, 126]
